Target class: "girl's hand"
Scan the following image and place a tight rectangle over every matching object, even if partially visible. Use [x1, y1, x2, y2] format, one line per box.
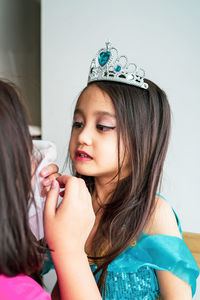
[40, 164, 60, 196]
[44, 177, 101, 300]
[44, 176, 95, 254]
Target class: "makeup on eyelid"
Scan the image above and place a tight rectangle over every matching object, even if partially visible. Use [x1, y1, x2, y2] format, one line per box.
[72, 115, 116, 131]
[96, 116, 116, 129]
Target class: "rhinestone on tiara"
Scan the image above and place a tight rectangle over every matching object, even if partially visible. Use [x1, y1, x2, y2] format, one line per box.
[88, 41, 148, 89]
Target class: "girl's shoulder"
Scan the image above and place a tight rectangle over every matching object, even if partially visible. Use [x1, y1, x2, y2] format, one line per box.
[0, 274, 51, 300]
[143, 195, 182, 238]
[105, 195, 199, 297]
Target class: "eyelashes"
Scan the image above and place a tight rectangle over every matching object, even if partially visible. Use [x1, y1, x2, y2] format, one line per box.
[72, 121, 84, 129]
[72, 121, 116, 132]
[96, 124, 116, 131]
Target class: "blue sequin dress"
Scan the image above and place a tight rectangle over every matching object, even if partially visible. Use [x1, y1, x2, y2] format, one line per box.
[90, 232, 199, 299]
[42, 202, 199, 299]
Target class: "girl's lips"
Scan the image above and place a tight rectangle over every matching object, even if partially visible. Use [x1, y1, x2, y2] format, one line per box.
[75, 150, 93, 161]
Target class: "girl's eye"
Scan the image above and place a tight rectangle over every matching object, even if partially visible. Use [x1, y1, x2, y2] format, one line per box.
[72, 121, 84, 129]
[97, 124, 116, 131]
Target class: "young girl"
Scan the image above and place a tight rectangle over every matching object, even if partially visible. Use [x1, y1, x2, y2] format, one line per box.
[0, 79, 99, 300]
[65, 42, 199, 299]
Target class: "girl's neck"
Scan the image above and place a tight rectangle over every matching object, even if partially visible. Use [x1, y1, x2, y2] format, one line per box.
[92, 177, 117, 214]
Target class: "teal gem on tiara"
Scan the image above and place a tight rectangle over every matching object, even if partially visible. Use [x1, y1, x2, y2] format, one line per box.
[88, 42, 148, 89]
[114, 65, 121, 72]
[98, 51, 111, 67]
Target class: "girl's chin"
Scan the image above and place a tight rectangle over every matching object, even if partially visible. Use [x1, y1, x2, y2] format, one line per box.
[73, 167, 93, 177]
[77, 172, 94, 177]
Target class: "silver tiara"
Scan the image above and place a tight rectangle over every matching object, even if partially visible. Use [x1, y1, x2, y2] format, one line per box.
[88, 41, 148, 89]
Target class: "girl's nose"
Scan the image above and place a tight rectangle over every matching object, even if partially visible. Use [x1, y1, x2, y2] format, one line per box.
[77, 126, 92, 146]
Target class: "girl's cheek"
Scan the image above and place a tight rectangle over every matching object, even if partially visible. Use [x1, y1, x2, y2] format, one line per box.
[69, 144, 74, 160]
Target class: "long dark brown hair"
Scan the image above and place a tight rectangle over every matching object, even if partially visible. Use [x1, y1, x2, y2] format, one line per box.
[0, 80, 44, 280]
[70, 79, 171, 293]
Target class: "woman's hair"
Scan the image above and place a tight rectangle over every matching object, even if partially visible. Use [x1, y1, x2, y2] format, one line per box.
[0, 80, 43, 279]
[70, 79, 171, 292]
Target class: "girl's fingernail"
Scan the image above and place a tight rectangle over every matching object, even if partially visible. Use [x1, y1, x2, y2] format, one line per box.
[43, 178, 50, 185]
[51, 180, 57, 189]
[41, 169, 48, 177]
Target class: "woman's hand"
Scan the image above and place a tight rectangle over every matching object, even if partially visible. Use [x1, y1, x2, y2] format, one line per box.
[40, 164, 60, 196]
[44, 175, 95, 254]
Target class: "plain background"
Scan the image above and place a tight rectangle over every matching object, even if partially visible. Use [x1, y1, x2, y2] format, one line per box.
[0, 0, 41, 126]
[41, 0, 200, 297]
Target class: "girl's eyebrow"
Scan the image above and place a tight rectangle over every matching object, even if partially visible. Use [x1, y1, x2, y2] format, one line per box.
[74, 108, 84, 116]
[74, 108, 116, 119]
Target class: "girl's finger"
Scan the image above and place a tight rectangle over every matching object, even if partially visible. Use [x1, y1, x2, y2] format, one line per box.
[56, 175, 73, 185]
[44, 180, 60, 218]
[42, 178, 51, 186]
[42, 175, 63, 187]
[40, 164, 59, 177]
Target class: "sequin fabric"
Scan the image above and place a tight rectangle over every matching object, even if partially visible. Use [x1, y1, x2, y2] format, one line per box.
[90, 264, 160, 299]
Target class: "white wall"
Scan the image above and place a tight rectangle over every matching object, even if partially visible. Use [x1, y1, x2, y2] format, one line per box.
[42, 0, 200, 297]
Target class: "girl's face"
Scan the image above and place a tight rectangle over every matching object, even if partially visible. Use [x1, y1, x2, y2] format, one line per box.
[69, 85, 130, 182]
